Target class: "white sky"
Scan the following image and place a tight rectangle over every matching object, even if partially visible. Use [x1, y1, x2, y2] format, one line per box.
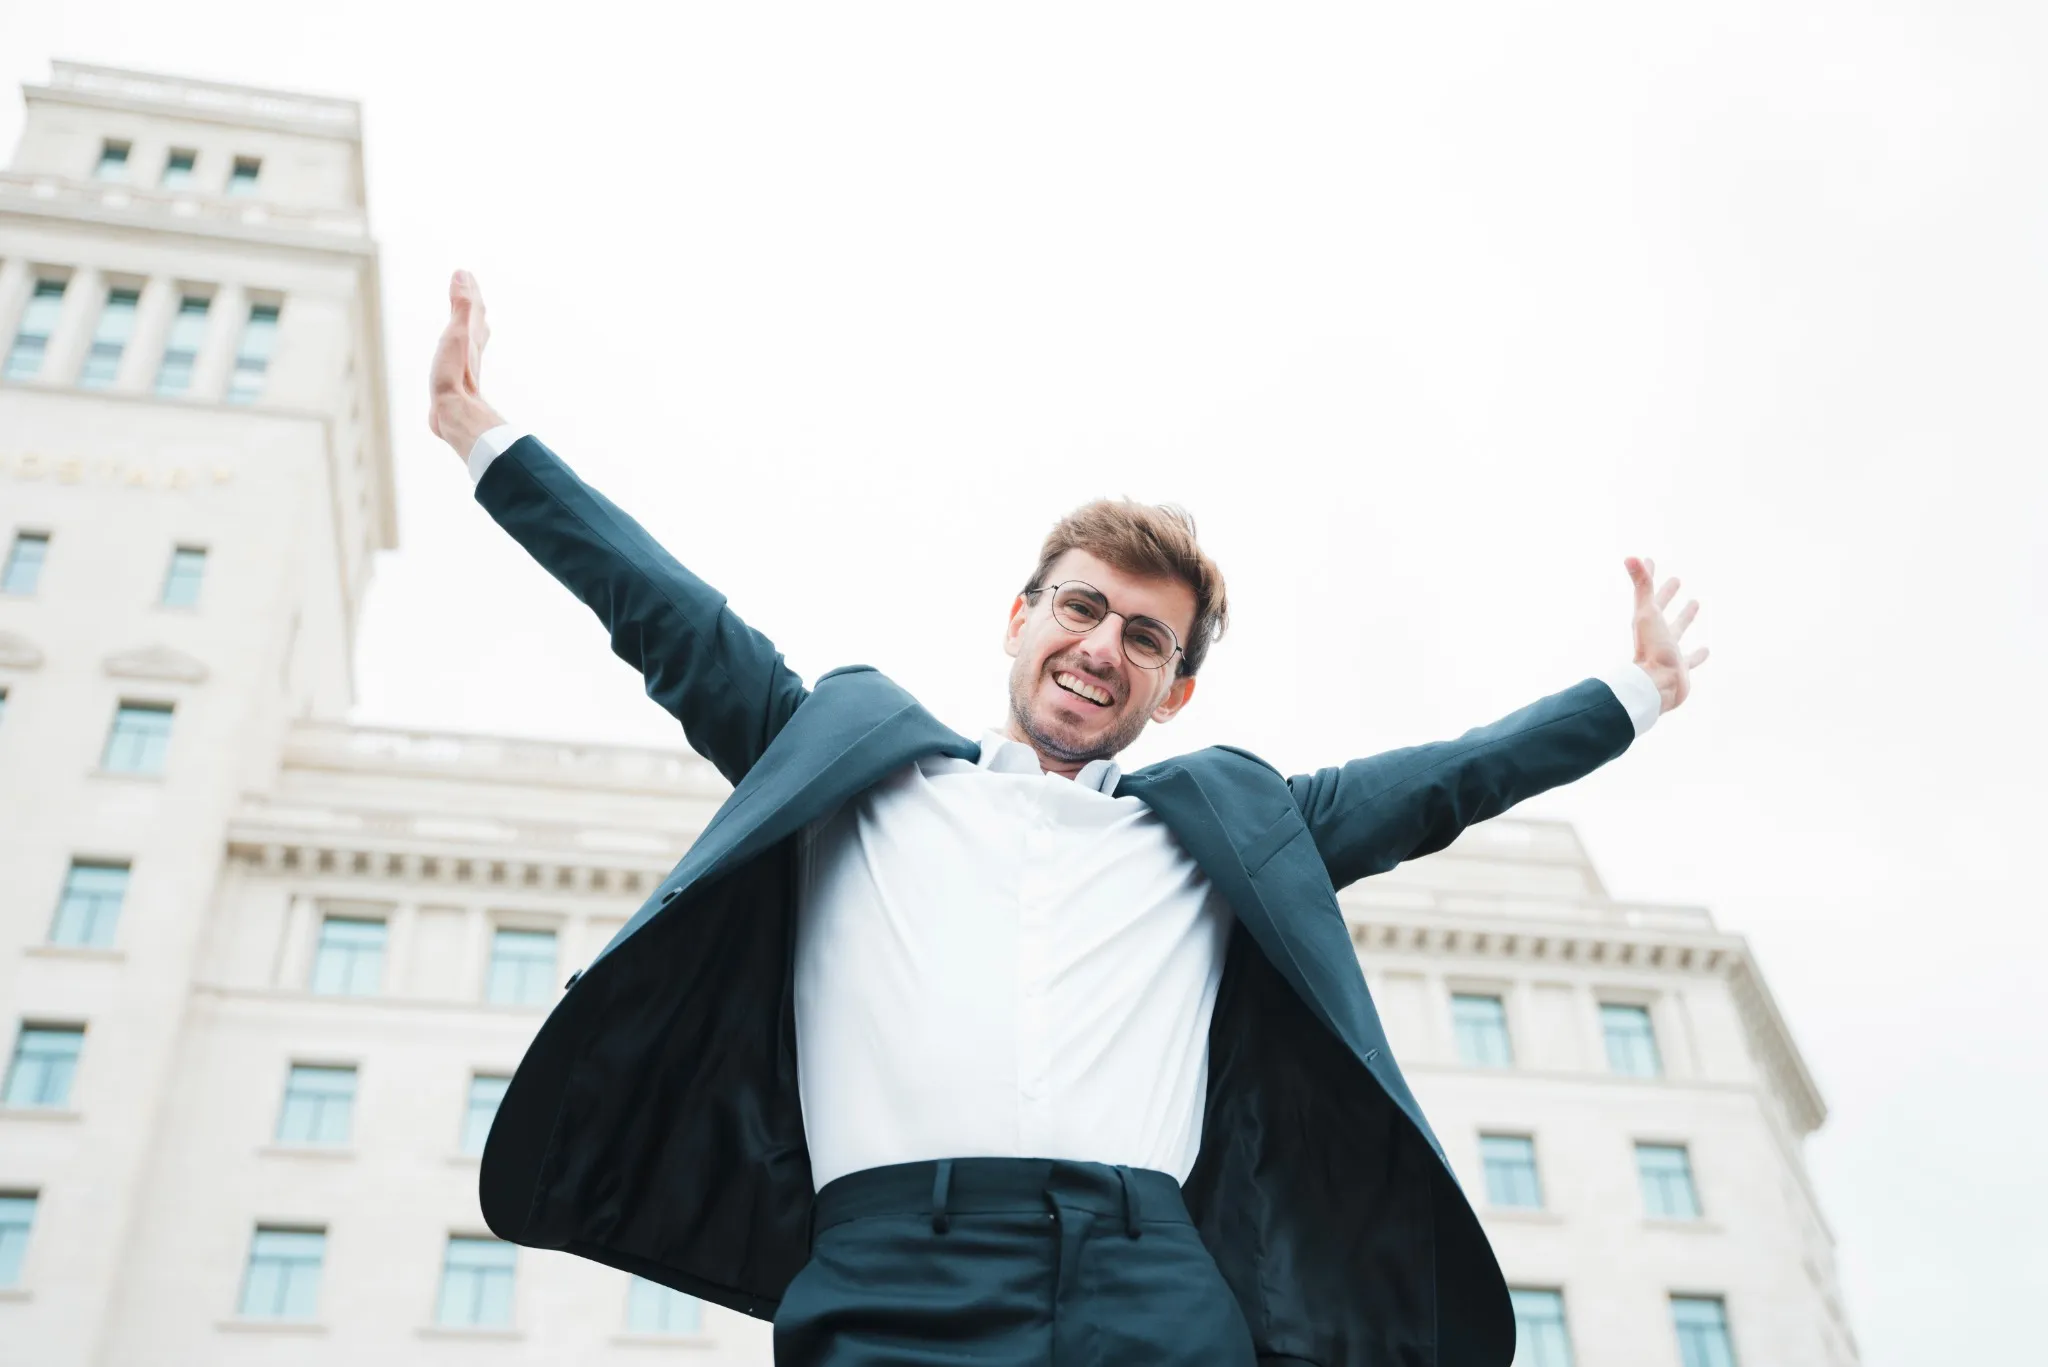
[5, 4, 2044, 1361]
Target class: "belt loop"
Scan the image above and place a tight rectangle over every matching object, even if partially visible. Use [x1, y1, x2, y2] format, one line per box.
[1116, 1166, 1141, 1240]
[931, 1159, 954, 1234]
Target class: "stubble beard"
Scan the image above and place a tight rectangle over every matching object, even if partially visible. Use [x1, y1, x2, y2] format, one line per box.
[1007, 656, 1152, 766]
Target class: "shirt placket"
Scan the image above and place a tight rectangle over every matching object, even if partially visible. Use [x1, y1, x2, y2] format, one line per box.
[1016, 780, 1055, 1156]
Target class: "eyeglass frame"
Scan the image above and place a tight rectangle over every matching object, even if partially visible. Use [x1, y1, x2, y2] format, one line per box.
[1020, 579, 1188, 673]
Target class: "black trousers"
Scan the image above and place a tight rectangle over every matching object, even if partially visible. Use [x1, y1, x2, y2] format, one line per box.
[774, 1157, 1258, 1366]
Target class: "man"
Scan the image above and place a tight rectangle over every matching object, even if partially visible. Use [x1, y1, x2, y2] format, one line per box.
[428, 270, 1706, 1367]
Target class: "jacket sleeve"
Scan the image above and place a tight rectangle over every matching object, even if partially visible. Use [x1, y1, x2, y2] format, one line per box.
[474, 435, 809, 786]
[1286, 679, 1635, 890]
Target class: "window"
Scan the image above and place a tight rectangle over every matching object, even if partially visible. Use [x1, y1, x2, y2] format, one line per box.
[102, 702, 174, 774]
[276, 1065, 356, 1145]
[161, 149, 196, 188]
[78, 287, 141, 388]
[227, 156, 262, 196]
[4, 1025, 84, 1109]
[1510, 1289, 1574, 1367]
[626, 1275, 702, 1335]
[49, 860, 130, 948]
[4, 532, 49, 595]
[94, 139, 130, 181]
[225, 302, 280, 403]
[238, 1227, 324, 1320]
[1601, 1003, 1662, 1078]
[437, 1236, 515, 1327]
[0, 1193, 34, 1287]
[486, 929, 557, 1006]
[1451, 993, 1513, 1067]
[4, 279, 67, 381]
[1671, 1296, 1737, 1367]
[160, 546, 207, 607]
[309, 917, 385, 995]
[462, 1074, 510, 1156]
[153, 294, 212, 395]
[1480, 1134, 1543, 1209]
[1637, 1143, 1701, 1219]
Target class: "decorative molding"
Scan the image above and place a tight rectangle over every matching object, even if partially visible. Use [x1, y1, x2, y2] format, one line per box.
[226, 838, 660, 900]
[103, 644, 208, 684]
[0, 630, 43, 669]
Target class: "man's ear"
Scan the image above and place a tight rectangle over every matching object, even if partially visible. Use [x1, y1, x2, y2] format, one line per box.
[1150, 673, 1197, 723]
[1003, 595, 1029, 659]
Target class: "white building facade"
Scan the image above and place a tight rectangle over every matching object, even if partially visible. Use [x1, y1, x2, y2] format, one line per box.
[0, 62, 1856, 1367]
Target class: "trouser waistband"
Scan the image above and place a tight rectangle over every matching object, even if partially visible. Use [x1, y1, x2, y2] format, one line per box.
[813, 1158, 1189, 1239]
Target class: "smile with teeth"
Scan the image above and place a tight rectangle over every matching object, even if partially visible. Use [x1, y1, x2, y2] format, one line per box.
[1054, 671, 1115, 707]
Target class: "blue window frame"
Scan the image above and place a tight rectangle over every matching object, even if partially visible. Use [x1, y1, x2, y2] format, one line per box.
[1510, 1288, 1574, 1367]
[1601, 1003, 1662, 1077]
[0, 1193, 35, 1287]
[103, 702, 174, 774]
[160, 546, 207, 607]
[462, 1074, 510, 1155]
[309, 917, 385, 995]
[1672, 1296, 1738, 1367]
[1480, 1134, 1543, 1209]
[486, 929, 557, 1006]
[50, 861, 130, 948]
[277, 1065, 356, 1145]
[239, 1227, 324, 1320]
[438, 1236, 516, 1327]
[627, 1275, 703, 1334]
[225, 302, 279, 403]
[227, 156, 261, 196]
[4, 280, 66, 381]
[161, 149, 196, 188]
[94, 140, 130, 181]
[1451, 993, 1513, 1067]
[1637, 1143, 1701, 1219]
[155, 295, 211, 395]
[4, 1025, 84, 1108]
[3, 532, 49, 596]
[78, 286, 140, 388]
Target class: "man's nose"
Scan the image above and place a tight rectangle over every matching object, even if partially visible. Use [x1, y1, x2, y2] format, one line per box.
[1074, 617, 1124, 672]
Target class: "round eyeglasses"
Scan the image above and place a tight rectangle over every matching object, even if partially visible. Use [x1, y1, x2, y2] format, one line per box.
[1023, 580, 1185, 671]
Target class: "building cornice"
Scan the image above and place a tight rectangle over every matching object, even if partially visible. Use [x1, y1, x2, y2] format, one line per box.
[277, 722, 733, 799]
[28, 62, 361, 141]
[0, 173, 372, 255]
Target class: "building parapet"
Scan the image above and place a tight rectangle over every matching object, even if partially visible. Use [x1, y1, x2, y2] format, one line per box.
[34, 61, 360, 139]
[0, 169, 369, 244]
[279, 721, 733, 798]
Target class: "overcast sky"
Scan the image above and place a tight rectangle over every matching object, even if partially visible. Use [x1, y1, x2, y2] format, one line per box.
[5, 4, 2044, 1361]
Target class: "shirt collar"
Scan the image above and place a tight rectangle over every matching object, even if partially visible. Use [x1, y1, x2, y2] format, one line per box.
[977, 729, 1122, 795]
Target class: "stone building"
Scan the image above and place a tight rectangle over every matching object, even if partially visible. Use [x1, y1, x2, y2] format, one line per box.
[0, 61, 1856, 1367]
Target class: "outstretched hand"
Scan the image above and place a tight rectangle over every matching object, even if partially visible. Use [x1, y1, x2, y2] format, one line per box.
[427, 269, 505, 463]
[1625, 557, 1708, 714]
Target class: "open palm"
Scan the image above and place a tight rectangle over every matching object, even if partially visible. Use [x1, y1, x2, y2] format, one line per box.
[1626, 557, 1708, 714]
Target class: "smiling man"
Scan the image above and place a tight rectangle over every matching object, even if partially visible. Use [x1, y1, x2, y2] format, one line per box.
[429, 270, 1707, 1367]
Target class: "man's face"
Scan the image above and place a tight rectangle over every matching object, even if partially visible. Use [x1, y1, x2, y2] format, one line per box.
[1003, 549, 1198, 766]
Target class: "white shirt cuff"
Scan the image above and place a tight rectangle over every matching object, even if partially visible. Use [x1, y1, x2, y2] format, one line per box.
[466, 425, 525, 486]
[1596, 662, 1662, 737]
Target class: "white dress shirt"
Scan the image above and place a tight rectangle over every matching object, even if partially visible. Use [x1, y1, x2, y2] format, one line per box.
[468, 427, 1663, 1188]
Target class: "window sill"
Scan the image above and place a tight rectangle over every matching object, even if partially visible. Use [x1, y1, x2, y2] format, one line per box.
[87, 768, 165, 783]
[446, 1153, 481, 1167]
[0, 1288, 31, 1302]
[217, 1318, 328, 1335]
[23, 944, 125, 963]
[1483, 1207, 1563, 1225]
[257, 1144, 355, 1162]
[1642, 1216, 1721, 1234]
[0, 1106, 80, 1124]
[614, 1332, 716, 1348]
[417, 1325, 522, 1341]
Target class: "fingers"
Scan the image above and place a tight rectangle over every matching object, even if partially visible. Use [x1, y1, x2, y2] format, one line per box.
[1672, 600, 1699, 636]
[1686, 646, 1710, 670]
[1656, 576, 1680, 610]
[1625, 556, 1653, 601]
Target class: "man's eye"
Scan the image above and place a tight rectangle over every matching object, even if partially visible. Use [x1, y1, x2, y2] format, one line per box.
[1130, 629, 1165, 654]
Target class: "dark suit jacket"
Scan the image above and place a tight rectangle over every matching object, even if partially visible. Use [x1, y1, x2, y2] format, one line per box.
[475, 436, 1638, 1367]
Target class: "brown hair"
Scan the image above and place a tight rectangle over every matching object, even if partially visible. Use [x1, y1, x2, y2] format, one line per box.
[1021, 498, 1230, 677]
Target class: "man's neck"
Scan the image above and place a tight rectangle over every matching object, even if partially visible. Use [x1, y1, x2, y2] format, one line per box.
[1000, 720, 1090, 781]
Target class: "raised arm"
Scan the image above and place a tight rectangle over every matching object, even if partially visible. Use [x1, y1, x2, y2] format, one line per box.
[427, 271, 807, 785]
[1289, 559, 1708, 888]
